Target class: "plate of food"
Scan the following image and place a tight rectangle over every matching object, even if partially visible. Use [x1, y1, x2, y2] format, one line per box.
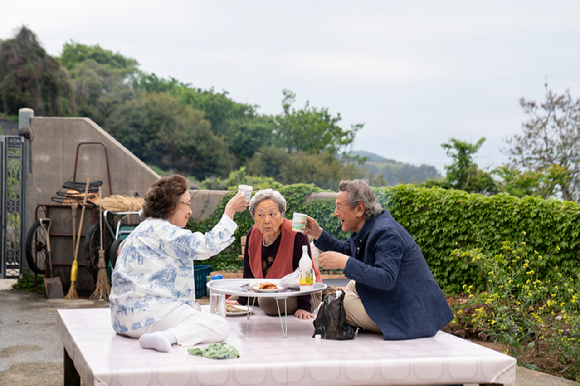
[225, 304, 250, 316]
[253, 282, 280, 292]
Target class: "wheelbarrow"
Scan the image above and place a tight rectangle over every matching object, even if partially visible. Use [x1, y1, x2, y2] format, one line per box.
[25, 218, 64, 298]
[83, 209, 142, 279]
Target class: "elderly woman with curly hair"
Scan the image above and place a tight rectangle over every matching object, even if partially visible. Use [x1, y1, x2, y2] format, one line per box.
[231, 189, 322, 320]
[109, 175, 247, 352]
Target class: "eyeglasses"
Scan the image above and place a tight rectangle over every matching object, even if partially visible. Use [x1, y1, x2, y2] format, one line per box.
[180, 201, 191, 207]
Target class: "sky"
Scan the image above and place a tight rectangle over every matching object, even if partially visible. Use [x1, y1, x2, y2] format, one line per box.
[2, 0, 580, 174]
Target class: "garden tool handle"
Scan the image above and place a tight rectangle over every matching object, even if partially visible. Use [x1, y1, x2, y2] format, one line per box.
[71, 179, 90, 282]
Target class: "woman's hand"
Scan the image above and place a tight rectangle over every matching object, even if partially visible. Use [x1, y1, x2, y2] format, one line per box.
[303, 216, 323, 240]
[224, 192, 248, 219]
[294, 309, 315, 320]
[225, 299, 240, 305]
[318, 251, 349, 270]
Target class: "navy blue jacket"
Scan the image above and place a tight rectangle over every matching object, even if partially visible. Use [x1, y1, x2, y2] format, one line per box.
[315, 211, 453, 340]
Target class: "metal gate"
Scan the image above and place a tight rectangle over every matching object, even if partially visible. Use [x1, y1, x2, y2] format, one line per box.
[1, 136, 27, 279]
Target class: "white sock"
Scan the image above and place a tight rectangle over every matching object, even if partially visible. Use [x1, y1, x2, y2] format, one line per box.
[139, 331, 177, 353]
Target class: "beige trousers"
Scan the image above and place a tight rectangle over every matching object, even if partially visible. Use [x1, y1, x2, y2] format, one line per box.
[344, 280, 381, 333]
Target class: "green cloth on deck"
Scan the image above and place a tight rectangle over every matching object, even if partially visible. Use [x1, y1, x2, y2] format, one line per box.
[187, 343, 240, 359]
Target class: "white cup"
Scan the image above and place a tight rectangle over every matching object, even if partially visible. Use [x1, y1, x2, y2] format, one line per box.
[238, 185, 253, 202]
[292, 212, 307, 232]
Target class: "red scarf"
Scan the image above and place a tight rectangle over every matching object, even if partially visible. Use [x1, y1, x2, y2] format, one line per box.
[248, 218, 322, 282]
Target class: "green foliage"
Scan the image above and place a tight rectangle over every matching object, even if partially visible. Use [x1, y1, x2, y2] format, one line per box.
[105, 92, 233, 179]
[446, 238, 580, 381]
[11, 267, 44, 293]
[59, 41, 139, 78]
[377, 185, 580, 293]
[0, 27, 73, 117]
[440, 137, 496, 194]
[247, 147, 361, 190]
[192, 183, 580, 290]
[200, 167, 275, 190]
[274, 89, 363, 156]
[493, 164, 569, 199]
[68, 59, 134, 124]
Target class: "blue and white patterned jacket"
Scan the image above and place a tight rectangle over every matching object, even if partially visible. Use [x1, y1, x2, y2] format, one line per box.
[109, 215, 237, 333]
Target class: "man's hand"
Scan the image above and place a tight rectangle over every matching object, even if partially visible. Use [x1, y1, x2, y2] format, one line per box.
[294, 309, 315, 320]
[303, 216, 323, 240]
[224, 192, 248, 219]
[318, 251, 349, 270]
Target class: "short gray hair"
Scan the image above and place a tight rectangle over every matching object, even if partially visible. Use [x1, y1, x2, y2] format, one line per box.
[249, 189, 287, 216]
[339, 179, 383, 221]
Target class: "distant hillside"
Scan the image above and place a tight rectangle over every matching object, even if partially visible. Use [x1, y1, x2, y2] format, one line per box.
[349, 151, 442, 185]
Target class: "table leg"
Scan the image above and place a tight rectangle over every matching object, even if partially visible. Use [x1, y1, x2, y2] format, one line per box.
[63, 347, 80, 386]
[274, 297, 289, 338]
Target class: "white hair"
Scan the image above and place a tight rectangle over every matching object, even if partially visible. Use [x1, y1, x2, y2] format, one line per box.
[248, 189, 287, 216]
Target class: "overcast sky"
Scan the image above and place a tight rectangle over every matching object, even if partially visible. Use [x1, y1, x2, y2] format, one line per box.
[2, 1, 580, 174]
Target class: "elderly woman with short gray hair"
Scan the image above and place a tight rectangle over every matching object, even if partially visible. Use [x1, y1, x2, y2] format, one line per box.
[232, 188, 322, 319]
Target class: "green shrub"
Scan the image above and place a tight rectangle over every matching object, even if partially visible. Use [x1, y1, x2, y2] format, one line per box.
[379, 186, 580, 293]
[446, 237, 580, 381]
[189, 184, 580, 292]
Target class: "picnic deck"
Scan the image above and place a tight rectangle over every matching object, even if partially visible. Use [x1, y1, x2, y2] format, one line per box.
[57, 307, 516, 386]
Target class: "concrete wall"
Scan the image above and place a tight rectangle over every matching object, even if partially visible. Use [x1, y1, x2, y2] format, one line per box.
[25, 116, 160, 292]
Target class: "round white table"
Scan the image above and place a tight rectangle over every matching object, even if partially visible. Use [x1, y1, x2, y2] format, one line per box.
[206, 278, 327, 338]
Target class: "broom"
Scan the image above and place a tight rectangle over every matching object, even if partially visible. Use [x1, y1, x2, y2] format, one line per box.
[64, 179, 90, 299]
[90, 186, 110, 300]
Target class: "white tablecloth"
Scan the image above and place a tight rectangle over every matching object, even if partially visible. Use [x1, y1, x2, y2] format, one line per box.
[57, 307, 516, 386]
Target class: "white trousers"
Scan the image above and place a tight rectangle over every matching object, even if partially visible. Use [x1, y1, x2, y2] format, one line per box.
[122, 304, 230, 346]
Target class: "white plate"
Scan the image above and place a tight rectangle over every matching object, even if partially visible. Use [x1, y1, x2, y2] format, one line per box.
[225, 305, 250, 316]
[252, 286, 280, 293]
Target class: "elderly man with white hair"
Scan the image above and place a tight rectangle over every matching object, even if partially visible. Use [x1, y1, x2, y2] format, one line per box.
[304, 179, 454, 339]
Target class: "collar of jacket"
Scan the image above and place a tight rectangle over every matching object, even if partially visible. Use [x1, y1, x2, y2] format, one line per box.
[351, 210, 386, 244]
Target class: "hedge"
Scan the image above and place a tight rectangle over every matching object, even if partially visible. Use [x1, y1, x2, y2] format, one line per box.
[188, 184, 580, 294]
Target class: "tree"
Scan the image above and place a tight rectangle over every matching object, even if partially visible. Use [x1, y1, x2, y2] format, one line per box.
[0, 27, 73, 116]
[224, 115, 276, 168]
[493, 164, 568, 199]
[59, 41, 139, 79]
[68, 59, 134, 124]
[105, 92, 233, 179]
[274, 90, 363, 155]
[58, 42, 139, 125]
[504, 84, 580, 202]
[440, 137, 496, 194]
[246, 146, 361, 190]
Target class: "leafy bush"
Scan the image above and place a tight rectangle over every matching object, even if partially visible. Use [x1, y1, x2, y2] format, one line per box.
[375, 185, 580, 293]
[190, 183, 580, 293]
[445, 237, 580, 381]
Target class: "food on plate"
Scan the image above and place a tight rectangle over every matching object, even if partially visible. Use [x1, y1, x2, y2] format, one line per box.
[257, 282, 278, 290]
[226, 305, 247, 313]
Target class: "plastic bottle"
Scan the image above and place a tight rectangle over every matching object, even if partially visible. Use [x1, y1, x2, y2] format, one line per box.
[299, 245, 314, 291]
